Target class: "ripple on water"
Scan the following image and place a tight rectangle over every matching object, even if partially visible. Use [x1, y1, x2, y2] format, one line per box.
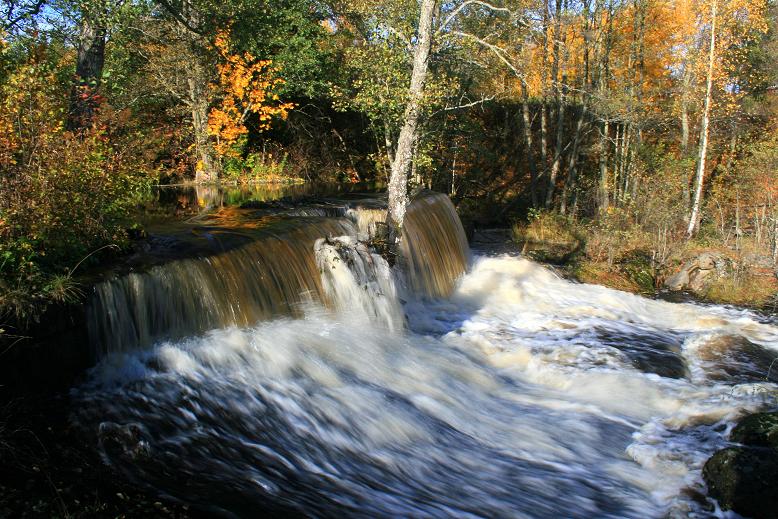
[74, 255, 778, 518]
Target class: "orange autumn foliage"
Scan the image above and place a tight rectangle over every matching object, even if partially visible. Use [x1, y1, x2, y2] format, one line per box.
[208, 30, 294, 157]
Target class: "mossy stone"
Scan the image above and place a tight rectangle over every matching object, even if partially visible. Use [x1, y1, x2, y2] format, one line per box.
[703, 447, 778, 519]
[730, 412, 778, 449]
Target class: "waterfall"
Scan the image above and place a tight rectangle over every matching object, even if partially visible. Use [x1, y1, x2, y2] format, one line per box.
[315, 236, 404, 332]
[75, 190, 778, 517]
[87, 192, 468, 356]
[345, 206, 387, 240]
[87, 219, 355, 356]
[400, 191, 470, 298]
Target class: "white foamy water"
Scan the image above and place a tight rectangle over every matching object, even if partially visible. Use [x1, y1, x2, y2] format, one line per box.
[75, 254, 778, 518]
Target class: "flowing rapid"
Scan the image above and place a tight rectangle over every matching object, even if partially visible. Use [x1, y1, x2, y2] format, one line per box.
[74, 192, 778, 518]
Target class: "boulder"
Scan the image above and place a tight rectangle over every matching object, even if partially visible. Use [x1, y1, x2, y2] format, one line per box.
[703, 447, 778, 518]
[664, 269, 690, 291]
[664, 252, 728, 293]
[703, 411, 778, 518]
[731, 412, 778, 450]
[98, 422, 151, 462]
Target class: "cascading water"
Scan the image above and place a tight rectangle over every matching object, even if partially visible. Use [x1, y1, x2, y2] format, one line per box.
[75, 192, 778, 518]
[87, 193, 466, 355]
[87, 218, 356, 355]
[400, 191, 470, 298]
[315, 236, 404, 332]
[345, 206, 387, 241]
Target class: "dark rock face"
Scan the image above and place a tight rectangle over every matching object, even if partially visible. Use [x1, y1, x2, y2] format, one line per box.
[703, 447, 778, 519]
[703, 411, 778, 518]
[731, 412, 778, 449]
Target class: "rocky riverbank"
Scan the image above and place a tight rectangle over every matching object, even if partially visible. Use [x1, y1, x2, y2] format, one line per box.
[0, 394, 193, 518]
[472, 226, 778, 312]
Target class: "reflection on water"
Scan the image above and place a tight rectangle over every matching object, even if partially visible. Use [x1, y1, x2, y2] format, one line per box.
[147, 182, 382, 219]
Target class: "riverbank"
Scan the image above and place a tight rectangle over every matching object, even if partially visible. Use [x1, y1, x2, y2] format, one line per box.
[0, 395, 192, 518]
[501, 212, 778, 312]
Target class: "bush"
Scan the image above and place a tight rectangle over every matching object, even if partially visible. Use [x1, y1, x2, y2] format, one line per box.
[221, 139, 301, 183]
[0, 46, 153, 320]
[512, 208, 582, 244]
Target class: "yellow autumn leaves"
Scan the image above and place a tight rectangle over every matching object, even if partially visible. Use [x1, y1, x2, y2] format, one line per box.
[207, 29, 295, 157]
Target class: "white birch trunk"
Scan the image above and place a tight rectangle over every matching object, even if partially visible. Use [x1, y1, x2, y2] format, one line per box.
[687, 0, 716, 237]
[386, 0, 437, 236]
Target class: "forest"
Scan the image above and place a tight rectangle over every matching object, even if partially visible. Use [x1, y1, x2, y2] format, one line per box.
[0, 0, 777, 314]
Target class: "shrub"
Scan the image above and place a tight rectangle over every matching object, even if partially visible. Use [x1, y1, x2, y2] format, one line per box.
[512, 208, 582, 245]
[220, 139, 300, 183]
[0, 45, 153, 320]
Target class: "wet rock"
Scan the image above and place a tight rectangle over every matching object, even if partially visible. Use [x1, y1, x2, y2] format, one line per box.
[704, 412, 778, 518]
[694, 336, 778, 384]
[594, 327, 688, 379]
[98, 422, 151, 462]
[664, 252, 728, 293]
[731, 412, 778, 449]
[703, 447, 778, 519]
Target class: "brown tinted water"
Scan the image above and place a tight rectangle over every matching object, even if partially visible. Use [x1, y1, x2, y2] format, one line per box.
[87, 188, 470, 356]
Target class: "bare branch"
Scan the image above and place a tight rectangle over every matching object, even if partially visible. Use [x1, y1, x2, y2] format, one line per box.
[430, 94, 496, 118]
[2, 0, 46, 31]
[450, 30, 526, 81]
[154, 0, 205, 35]
[438, 0, 510, 34]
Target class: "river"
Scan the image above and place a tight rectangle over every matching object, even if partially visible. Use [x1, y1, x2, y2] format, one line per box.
[71, 188, 777, 517]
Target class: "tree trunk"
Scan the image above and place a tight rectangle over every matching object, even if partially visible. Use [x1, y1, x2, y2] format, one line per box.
[680, 61, 693, 210]
[560, 0, 591, 216]
[545, 0, 565, 209]
[620, 123, 632, 204]
[679, 57, 692, 157]
[173, 4, 220, 184]
[545, 100, 565, 208]
[687, 0, 716, 237]
[613, 123, 622, 202]
[386, 0, 437, 235]
[189, 70, 219, 183]
[596, 0, 614, 214]
[539, 0, 550, 199]
[67, 1, 107, 130]
[521, 82, 539, 207]
[383, 118, 395, 170]
[560, 106, 586, 215]
[598, 119, 610, 212]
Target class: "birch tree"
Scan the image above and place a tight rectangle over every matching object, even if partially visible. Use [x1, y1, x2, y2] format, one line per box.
[386, 0, 437, 233]
[332, 0, 517, 236]
[685, 0, 768, 236]
[687, 0, 717, 236]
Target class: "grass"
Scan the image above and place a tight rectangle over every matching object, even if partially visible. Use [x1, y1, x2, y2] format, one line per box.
[511, 209, 778, 308]
[511, 210, 582, 246]
[703, 274, 778, 307]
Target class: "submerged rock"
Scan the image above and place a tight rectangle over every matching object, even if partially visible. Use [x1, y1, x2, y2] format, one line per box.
[703, 411, 778, 518]
[98, 422, 151, 462]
